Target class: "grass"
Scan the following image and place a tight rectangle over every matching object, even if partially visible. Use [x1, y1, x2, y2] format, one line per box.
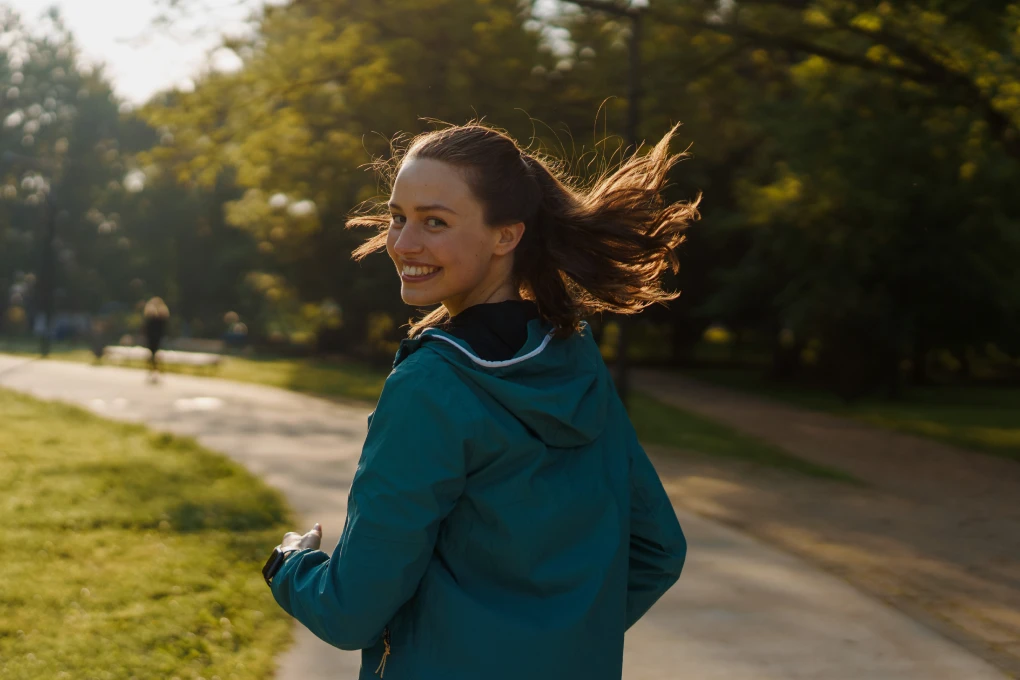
[687, 367, 1020, 461]
[0, 339, 389, 404]
[0, 389, 293, 680]
[0, 337, 860, 479]
[628, 391, 858, 482]
[0, 338, 92, 357]
[212, 355, 388, 403]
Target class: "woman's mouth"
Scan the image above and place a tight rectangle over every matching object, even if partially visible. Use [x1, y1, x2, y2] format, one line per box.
[401, 264, 442, 283]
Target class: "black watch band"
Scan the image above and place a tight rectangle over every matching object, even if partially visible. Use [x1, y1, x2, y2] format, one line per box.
[262, 546, 300, 587]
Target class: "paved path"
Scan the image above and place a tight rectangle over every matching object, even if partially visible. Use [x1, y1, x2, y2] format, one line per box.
[0, 355, 1007, 680]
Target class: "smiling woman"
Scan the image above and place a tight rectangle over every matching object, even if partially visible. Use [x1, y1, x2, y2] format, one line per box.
[383, 156, 524, 317]
[349, 121, 700, 337]
[265, 122, 698, 680]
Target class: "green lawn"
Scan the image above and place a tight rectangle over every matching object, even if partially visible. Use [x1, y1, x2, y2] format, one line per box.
[686, 367, 1020, 461]
[628, 392, 857, 482]
[110, 352, 389, 404]
[0, 339, 389, 404]
[0, 389, 293, 680]
[213, 355, 388, 403]
[1, 338, 860, 478]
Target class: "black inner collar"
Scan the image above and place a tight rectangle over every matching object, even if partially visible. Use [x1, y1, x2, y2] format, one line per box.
[441, 300, 540, 362]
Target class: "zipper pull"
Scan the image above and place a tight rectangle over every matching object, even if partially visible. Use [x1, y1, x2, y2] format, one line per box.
[375, 627, 391, 678]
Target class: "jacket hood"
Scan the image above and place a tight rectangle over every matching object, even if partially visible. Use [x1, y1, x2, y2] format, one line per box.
[393, 320, 609, 448]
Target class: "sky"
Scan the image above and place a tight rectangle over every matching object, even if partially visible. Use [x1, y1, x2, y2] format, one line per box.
[3, 0, 265, 105]
[3, 0, 603, 106]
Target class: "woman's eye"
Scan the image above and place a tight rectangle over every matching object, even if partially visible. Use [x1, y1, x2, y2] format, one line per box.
[390, 214, 406, 226]
[425, 217, 446, 228]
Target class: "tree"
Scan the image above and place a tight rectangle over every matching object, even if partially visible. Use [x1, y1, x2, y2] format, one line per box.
[138, 0, 1020, 391]
[141, 0, 600, 352]
[649, 1, 1020, 392]
[0, 7, 125, 336]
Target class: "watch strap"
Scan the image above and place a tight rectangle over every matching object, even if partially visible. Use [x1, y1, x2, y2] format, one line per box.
[263, 545, 302, 586]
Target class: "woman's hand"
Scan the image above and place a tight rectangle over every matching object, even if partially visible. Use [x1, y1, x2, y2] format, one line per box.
[280, 523, 322, 552]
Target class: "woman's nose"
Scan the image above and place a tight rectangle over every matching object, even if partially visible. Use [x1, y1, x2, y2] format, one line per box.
[393, 223, 423, 254]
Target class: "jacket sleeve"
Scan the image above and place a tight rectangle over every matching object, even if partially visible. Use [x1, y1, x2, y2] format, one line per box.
[270, 360, 468, 650]
[626, 439, 687, 629]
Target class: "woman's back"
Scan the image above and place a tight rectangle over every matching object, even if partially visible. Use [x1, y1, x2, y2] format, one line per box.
[267, 120, 695, 679]
[272, 315, 686, 679]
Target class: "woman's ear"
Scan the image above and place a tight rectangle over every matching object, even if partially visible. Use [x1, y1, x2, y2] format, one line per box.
[494, 222, 525, 256]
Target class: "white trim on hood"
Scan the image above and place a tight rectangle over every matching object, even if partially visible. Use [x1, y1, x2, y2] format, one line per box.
[420, 329, 555, 368]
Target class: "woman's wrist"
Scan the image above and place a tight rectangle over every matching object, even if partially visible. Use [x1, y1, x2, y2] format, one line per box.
[264, 523, 322, 586]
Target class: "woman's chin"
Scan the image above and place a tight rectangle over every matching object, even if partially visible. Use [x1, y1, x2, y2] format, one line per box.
[400, 287, 442, 308]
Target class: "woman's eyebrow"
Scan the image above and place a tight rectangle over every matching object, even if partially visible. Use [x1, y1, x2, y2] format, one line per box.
[387, 201, 458, 215]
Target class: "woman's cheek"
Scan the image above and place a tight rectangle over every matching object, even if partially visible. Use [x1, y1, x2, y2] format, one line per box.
[385, 229, 399, 260]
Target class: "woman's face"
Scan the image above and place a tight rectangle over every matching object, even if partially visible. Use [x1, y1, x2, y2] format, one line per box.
[386, 157, 522, 316]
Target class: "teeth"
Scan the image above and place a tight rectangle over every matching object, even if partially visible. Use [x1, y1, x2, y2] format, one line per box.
[403, 265, 438, 277]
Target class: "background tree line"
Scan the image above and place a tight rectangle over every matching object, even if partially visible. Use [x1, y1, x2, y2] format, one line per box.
[2, 0, 1019, 398]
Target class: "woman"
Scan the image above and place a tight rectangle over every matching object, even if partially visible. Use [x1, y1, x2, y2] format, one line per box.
[142, 296, 169, 376]
[265, 123, 698, 679]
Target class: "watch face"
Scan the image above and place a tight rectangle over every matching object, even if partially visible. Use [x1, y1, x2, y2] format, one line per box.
[262, 548, 284, 586]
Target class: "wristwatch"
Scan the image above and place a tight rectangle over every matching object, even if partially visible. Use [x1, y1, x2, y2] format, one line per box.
[262, 545, 301, 587]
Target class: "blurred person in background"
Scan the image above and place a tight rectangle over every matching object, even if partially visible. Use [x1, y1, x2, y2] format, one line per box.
[88, 315, 108, 362]
[142, 296, 170, 380]
[263, 123, 697, 679]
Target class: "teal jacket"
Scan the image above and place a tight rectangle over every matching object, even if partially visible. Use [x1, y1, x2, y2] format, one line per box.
[271, 320, 686, 679]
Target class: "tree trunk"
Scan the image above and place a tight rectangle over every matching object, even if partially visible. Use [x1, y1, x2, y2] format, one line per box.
[669, 319, 699, 367]
[958, 347, 973, 381]
[770, 340, 803, 381]
[910, 340, 929, 385]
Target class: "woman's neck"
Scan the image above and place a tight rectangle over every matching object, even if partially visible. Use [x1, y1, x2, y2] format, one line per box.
[444, 277, 520, 317]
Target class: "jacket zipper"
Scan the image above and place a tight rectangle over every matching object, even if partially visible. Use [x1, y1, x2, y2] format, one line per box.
[375, 627, 391, 677]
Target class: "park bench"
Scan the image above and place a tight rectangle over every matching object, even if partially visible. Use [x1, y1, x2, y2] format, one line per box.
[164, 337, 226, 353]
[102, 345, 223, 371]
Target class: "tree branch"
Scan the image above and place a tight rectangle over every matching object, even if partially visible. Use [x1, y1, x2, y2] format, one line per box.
[685, 43, 752, 79]
[838, 22, 1020, 159]
[649, 7, 1020, 160]
[685, 18, 931, 82]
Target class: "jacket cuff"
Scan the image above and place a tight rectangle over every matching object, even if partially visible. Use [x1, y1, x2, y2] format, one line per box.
[269, 548, 323, 609]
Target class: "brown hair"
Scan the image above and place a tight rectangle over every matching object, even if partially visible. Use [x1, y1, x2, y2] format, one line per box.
[347, 122, 700, 337]
[143, 296, 170, 319]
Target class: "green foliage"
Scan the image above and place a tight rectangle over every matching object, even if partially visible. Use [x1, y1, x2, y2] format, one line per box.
[0, 8, 265, 343]
[0, 8, 126, 326]
[625, 0, 1020, 393]
[0, 388, 292, 679]
[141, 0, 555, 348]
[6, 0, 1020, 395]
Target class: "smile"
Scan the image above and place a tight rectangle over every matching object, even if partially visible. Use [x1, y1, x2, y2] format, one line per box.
[401, 264, 441, 282]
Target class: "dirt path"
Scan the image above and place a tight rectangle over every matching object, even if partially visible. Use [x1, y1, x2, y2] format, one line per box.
[636, 369, 1020, 677]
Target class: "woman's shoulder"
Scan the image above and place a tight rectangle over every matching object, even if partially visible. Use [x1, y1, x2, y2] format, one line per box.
[383, 344, 472, 400]
[375, 346, 484, 438]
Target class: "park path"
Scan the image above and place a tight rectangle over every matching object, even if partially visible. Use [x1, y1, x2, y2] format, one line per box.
[0, 354, 1008, 680]
[635, 369, 1020, 676]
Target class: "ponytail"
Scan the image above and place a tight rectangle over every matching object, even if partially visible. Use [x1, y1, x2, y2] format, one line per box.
[347, 122, 700, 337]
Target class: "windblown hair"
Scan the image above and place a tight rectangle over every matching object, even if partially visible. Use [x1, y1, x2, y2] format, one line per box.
[347, 122, 700, 338]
